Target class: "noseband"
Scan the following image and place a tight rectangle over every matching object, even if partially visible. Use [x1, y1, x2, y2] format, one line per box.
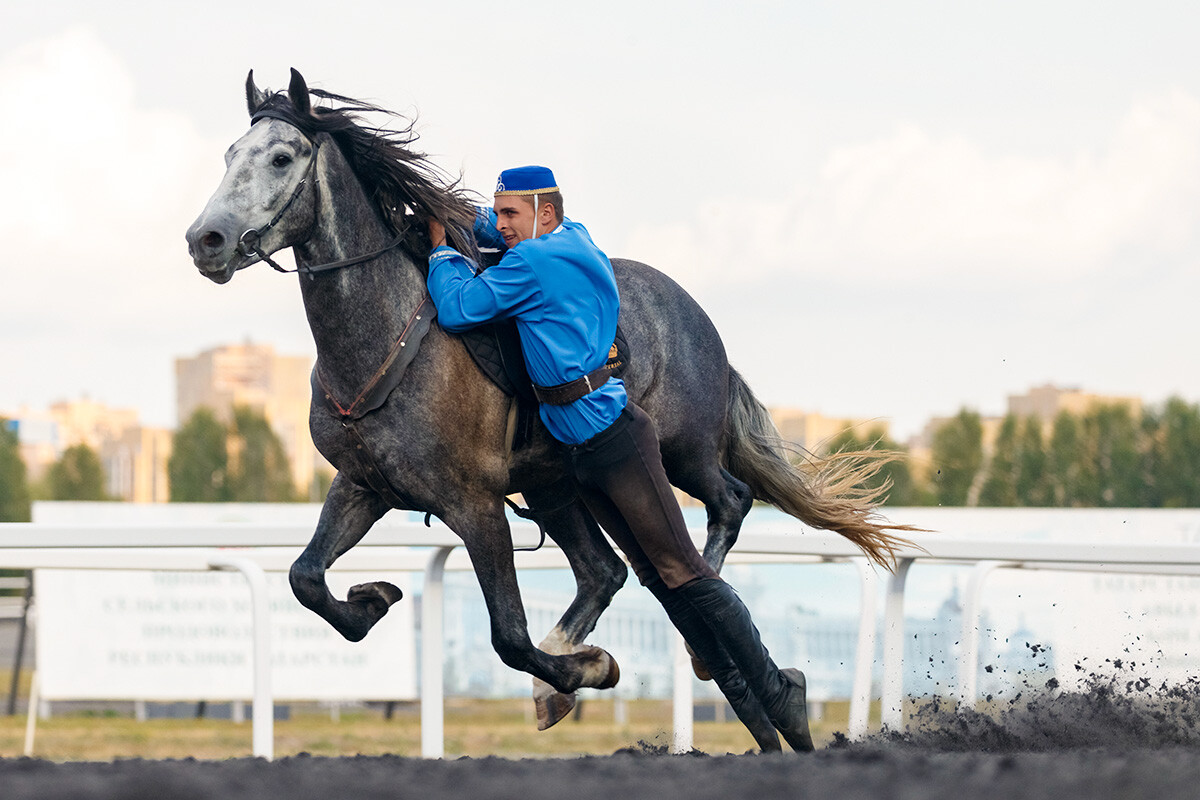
[235, 111, 406, 276]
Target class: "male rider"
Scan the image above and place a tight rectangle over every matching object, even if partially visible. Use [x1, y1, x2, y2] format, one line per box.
[426, 166, 813, 753]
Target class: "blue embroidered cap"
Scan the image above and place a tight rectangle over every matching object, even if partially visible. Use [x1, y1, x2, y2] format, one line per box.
[494, 165, 559, 196]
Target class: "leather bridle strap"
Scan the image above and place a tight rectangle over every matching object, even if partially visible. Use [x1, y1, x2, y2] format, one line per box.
[236, 138, 322, 273]
[233, 124, 408, 276]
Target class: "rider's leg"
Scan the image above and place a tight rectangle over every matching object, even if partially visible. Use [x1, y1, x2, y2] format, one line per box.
[643, 574, 782, 752]
[569, 402, 810, 752]
[676, 576, 814, 752]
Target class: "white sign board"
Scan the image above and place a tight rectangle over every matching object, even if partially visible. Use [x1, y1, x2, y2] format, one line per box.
[35, 569, 416, 702]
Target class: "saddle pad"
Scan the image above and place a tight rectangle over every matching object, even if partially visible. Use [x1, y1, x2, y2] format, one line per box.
[460, 322, 629, 401]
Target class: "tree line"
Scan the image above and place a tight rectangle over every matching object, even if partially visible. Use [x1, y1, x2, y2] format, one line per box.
[1, 421, 111, 517]
[823, 397, 1200, 508]
[6, 396, 1200, 515]
[0, 406, 306, 514]
[168, 406, 301, 502]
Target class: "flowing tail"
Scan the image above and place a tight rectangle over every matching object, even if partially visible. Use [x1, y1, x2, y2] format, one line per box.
[723, 367, 923, 571]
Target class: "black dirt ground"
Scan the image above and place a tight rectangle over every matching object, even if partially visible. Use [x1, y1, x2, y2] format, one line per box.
[6, 667, 1200, 800]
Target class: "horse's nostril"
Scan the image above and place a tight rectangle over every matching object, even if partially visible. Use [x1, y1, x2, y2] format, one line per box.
[201, 231, 225, 252]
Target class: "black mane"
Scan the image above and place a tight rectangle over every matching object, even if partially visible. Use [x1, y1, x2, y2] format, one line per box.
[250, 88, 479, 260]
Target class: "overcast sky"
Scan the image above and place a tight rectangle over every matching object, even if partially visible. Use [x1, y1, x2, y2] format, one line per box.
[2, 1, 1199, 439]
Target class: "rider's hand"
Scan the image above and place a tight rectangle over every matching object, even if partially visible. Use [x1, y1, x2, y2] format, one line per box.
[428, 219, 447, 250]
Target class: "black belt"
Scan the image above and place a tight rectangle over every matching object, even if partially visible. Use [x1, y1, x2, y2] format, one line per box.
[533, 366, 613, 405]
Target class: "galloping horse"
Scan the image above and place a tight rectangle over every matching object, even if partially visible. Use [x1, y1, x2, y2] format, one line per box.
[186, 69, 916, 728]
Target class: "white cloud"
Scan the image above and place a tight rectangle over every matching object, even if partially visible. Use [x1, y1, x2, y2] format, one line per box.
[0, 29, 312, 424]
[624, 90, 1200, 289]
[0, 29, 210, 248]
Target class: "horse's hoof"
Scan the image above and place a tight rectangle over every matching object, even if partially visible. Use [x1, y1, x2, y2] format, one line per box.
[347, 581, 404, 614]
[686, 643, 713, 681]
[597, 653, 621, 690]
[535, 690, 576, 731]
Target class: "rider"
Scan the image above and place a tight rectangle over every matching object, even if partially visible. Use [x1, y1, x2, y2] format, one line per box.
[426, 165, 814, 753]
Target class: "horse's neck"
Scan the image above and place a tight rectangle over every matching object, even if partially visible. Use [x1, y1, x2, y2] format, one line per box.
[294, 159, 427, 399]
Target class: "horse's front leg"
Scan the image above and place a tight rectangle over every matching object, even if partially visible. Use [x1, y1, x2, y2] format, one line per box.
[522, 486, 628, 729]
[289, 473, 399, 642]
[447, 500, 621, 704]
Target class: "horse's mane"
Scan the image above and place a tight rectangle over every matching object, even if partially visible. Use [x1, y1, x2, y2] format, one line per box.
[250, 88, 480, 261]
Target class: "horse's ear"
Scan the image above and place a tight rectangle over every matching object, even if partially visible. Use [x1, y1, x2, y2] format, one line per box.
[245, 70, 267, 116]
[288, 68, 312, 116]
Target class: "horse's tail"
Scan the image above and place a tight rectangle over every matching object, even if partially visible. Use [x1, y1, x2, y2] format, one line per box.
[723, 367, 923, 571]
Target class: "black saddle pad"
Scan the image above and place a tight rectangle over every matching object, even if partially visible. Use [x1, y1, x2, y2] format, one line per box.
[460, 322, 630, 402]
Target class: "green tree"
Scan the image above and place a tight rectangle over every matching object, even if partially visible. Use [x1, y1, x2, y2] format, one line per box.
[0, 420, 32, 521]
[169, 408, 230, 502]
[228, 406, 298, 502]
[978, 414, 1019, 507]
[45, 443, 109, 501]
[1082, 403, 1140, 507]
[1148, 397, 1200, 507]
[1015, 417, 1049, 506]
[930, 409, 983, 506]
[823, 426, 930, 507]
[1048, 411, 1084, 506]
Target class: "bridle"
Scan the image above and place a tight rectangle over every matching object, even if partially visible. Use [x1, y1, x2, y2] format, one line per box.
[234, 111, 406, 277]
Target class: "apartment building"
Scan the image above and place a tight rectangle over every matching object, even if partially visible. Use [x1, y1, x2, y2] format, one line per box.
[175, 341, 322, 496]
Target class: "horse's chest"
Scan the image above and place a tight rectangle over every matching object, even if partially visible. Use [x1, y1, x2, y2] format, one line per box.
[310, 411, 424, 509]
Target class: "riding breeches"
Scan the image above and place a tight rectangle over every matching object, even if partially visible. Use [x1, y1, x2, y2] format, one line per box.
[567, 402, 718, 590]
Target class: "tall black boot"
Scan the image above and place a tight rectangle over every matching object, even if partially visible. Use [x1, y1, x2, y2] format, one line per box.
[645, 577, 782, 753]
[677, 577, 815, 752]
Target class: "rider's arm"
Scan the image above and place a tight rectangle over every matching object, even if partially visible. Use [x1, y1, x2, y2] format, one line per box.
[427, 246, 543, 332]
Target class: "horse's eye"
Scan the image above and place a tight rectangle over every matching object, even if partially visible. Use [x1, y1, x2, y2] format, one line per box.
[272, 153, 293, 168]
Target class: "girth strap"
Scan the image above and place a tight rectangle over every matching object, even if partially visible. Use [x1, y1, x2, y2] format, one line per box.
[341, 419, 411, 511]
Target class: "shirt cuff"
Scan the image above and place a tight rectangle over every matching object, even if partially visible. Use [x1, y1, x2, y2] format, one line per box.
[429, 246, 460, 266]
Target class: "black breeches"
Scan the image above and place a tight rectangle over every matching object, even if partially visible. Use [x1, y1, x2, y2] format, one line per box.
[567, 402, 717, 589]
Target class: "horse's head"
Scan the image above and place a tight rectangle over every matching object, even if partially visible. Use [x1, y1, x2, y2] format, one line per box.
[186, 69, 319, 283]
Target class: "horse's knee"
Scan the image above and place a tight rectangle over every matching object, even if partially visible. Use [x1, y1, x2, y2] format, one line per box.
[598, 552, 629, 600]
[288, 559, 327, 611]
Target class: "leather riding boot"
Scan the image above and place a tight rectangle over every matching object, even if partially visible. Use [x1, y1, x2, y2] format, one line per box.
[677, 577, 815, 752]
[645, 577, 782, 753]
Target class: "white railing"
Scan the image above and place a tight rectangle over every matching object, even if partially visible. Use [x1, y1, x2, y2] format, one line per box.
[3, 509, 1200, 758]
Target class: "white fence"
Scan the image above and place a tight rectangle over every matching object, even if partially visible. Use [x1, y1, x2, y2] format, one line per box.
[4, 508, 1200, 759]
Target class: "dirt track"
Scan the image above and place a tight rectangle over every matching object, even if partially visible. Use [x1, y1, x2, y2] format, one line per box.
[6, 672, 1200, 800]
[5, 745, 1200, 800]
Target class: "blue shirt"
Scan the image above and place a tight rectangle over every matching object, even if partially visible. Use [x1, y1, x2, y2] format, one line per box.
[427, 214, 627, 445]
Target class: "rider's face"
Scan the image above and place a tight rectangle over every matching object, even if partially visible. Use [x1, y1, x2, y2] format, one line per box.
[493, 196, 548, 247]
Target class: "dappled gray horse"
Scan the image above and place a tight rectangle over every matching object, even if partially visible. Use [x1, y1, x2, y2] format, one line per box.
[186, 69, 915, 729]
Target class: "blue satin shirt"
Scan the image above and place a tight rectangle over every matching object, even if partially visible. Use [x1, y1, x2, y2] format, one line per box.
[427, 213, 627, 445]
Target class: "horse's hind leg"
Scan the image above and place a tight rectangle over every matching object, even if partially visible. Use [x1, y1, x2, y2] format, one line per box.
[523, 484, 628, 729]
[289, 474, 401, 642]
[662, 450, 754, 575]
